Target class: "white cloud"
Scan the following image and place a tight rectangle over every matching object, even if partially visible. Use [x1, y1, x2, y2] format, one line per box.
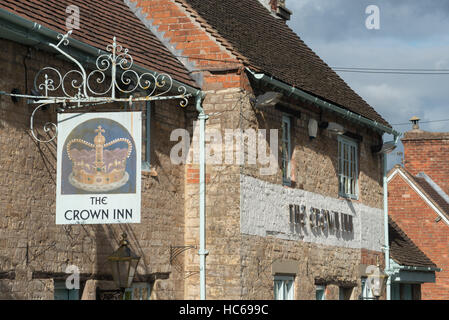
[285, 0, 449, 169]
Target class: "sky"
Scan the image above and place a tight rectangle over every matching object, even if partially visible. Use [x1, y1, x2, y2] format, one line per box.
[286, 0, 449, 169]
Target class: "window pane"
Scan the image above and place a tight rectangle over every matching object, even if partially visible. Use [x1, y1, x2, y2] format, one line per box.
[275, 277, 295, 300]
[338, 138, 358, 197]
[316, 289, 325, 300]
[286, 281, 294, 300]
[274, 280, 282, 300]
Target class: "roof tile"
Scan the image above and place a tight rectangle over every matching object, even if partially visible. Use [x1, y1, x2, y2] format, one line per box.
[0, 0, 197, 87]
[182, 0, 390, 126]
[389, 216, 437, 268]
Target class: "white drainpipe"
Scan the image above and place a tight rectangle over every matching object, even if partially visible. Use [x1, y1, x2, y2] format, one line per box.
[383, 152, 391, 300]
[383, 135, 400, 300]
[195, 94, 208, 300]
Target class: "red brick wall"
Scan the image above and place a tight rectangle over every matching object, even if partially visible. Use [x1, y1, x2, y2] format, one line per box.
[388, 173, 449, 300]
[403, 139, 449, 194]
[361, 248, 385, 268]
[132, 0, 250, 91]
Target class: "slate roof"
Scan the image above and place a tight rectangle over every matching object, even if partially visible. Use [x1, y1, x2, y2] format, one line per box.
[0, 0, 197, 87]
[389, 216, 437, 269]
[181, 0, 390, 127]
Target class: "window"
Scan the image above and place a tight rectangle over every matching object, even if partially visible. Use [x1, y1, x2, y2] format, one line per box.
[274, 275, 294, 300]
[123, 282, 151, 300]
[54, 280, 79, 300]
[338, 136, 358, 199]
[391, 283, 421, 300]
[339, 286, 353, 300]
[315, 285, 326, 300]
[361, 278, 374, 300]
[281, 115, 292, 185]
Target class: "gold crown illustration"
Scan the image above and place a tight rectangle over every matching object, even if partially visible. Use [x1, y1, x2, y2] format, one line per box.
[67, 125, 132, 192]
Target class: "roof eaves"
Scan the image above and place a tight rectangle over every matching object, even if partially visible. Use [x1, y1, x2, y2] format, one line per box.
[389, 217, 438, 269]
[416, 172, 449, 207]
[0, 7, 201, 96]
[246, 68, 399, 136]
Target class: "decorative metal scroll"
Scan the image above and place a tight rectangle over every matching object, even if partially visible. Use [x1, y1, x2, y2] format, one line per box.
[8, 30, 192, 143]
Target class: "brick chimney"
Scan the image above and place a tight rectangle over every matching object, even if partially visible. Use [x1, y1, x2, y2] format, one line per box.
[402, 116, 449, 194]
[258, 0, 292, 21]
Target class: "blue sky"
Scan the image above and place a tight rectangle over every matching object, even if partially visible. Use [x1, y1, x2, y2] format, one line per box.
[286, 0, 449, 169]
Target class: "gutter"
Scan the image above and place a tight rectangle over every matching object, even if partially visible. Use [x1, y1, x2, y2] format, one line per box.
[394, 264, 442, 273]
[245, 68, 401, 138]
[1, 7, 209, 299]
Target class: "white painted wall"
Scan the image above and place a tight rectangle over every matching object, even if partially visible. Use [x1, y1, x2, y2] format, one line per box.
[240, 175, 384, 252]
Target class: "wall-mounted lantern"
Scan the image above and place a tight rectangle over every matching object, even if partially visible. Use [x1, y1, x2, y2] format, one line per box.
[107, 233, 140, 292]
[367, 257, 389, 299]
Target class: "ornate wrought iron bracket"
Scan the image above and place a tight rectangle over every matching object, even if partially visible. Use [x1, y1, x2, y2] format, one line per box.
[1, 30, 192, 144]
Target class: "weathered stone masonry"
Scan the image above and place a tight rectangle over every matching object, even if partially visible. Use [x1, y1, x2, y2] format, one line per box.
[0, 0, 389, 300]
[182, 82, 386, 299]
[0, 38, 190, 299]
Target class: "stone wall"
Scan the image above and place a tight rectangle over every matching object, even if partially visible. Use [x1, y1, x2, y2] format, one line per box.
[0, 38, 188, 299]
[240, 235, 363, 300]
[183, 87, 247, 299]
[129, 0, 386, 301]
[182, 83, 385, 300]
[0, 31, 387, 300]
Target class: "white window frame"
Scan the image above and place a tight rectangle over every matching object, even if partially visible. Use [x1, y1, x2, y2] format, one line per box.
[281, 115, 292, 185]
[274, 275, 295, 300]
[338, 136, 359, 199]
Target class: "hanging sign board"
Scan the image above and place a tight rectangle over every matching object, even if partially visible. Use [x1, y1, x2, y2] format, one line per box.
[56, 112, 141, 225]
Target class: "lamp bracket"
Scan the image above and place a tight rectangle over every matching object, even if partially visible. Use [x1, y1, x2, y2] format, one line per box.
[170, 245, 197, 265]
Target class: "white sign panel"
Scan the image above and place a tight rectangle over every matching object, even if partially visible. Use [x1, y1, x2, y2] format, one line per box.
[56, 112, 141, 224]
